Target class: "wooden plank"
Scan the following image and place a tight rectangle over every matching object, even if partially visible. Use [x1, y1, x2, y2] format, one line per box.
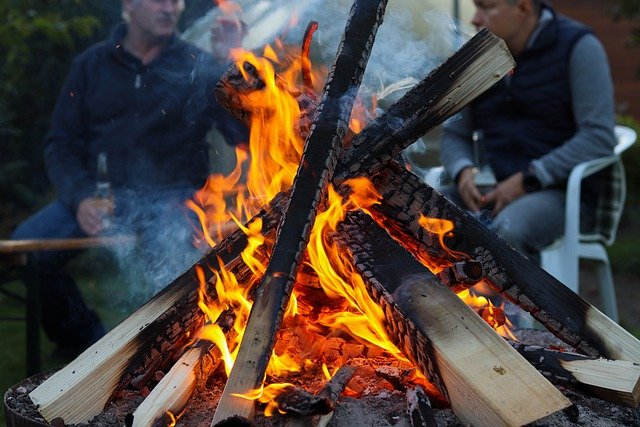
[210, 0, 388, 423]
[0, 236, 136, 253]
[334, 211, 571, 426]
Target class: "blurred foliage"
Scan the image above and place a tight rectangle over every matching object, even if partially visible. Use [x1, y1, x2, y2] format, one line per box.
[609, 115, 640, 274]
[0, 0, 120, 235]
[612, 0, 640, 48]
[0, 1, 214, 236]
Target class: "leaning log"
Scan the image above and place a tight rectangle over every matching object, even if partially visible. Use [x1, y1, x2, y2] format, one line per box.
[130, 342, 216, 427]
[29, 30, 515, 425]
[333, 211, 571, 426]
[211, 0, 388, 423]
[508, 341, 640, 408]
[367, 159, 640, 363]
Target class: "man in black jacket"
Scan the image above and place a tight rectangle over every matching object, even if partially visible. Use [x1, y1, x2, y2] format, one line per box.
[11, 0, 247, 353]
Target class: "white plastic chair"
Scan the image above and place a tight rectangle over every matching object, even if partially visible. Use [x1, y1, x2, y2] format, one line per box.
[540, 125, 637, 322]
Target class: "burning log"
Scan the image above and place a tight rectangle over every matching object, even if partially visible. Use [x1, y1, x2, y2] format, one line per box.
[130, 342, 216, 427]
[284, 365, 356, 427]
[28, 25, 515, 427]
[366, 159, 640, 363]
[508, 341, 640, 408]
[334, 211, 571, 426]
[406, 386, 437, 427]
[211, 0, 388, 423]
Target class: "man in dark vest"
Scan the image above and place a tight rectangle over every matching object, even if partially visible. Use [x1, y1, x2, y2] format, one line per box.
[440, 0, 616, 263]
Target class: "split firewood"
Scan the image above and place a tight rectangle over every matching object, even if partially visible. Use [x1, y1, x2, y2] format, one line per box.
[130, 342, 216, 427]
[211, 0, 388, 423]
[29, 30, 515, 425]
[406, 385, 437, 427]
[508, 340, 640, 408]
[367, 159, 640, 363]
[334, 211, 571, 426]
[285, 365, 356, 427]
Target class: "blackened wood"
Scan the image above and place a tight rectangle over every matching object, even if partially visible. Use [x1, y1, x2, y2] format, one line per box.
[276, 387, 332, 417]
[316, 365, 356, 409]
[334, 29, 513, 181]
[212, 1, 388, 423]
[334, 211, 571, 426]
[406, 386, 437, 427]
[508, 341, 640, 407]
[366, 159, 640, 363]
[284, 365, 356, 427]
[435, 260, 484, 293]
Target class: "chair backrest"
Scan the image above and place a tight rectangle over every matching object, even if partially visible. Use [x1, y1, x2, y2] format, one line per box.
[591, 125, 637, 246]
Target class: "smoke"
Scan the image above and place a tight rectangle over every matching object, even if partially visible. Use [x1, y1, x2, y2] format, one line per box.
[183, 0, 472, 104]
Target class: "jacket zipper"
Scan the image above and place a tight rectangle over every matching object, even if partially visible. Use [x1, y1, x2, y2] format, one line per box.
[134, 74, 141, 89]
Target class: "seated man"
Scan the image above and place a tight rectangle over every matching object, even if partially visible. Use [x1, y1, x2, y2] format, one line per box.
[440, 0, 616, 264]
[11, 0, 247, 353]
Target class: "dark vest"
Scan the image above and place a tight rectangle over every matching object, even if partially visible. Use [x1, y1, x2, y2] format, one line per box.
[471, 10, 592, 182]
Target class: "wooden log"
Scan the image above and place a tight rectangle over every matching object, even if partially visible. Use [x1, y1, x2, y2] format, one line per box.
[130, 342, 216, 427]
[211, 0, 388, 423]
[28, 216, 276, 424]
[285, 365, 356, 427]
[28, 29, 514, 425]
[508, 341, 640, 408]
[406, 386, 437, 427]
[367, 159, 640, 363]
[334, 211, 571, 426]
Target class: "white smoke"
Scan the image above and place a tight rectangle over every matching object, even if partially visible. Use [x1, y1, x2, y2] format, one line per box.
[183, 0, 475, 104]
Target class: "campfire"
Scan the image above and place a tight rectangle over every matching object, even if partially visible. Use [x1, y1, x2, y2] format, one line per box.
[5, 1, 640, 426]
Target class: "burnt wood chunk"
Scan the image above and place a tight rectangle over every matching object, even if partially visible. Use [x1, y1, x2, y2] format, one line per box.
[211, 0, 389, 423]
[508, 341, 640, 408]
[334, 211, 571, 426]
[406, 386, 437, 427]
[367, 159, 640, 363]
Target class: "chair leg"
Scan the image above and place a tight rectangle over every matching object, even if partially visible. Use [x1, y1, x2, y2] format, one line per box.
[594, 258, 619, 323]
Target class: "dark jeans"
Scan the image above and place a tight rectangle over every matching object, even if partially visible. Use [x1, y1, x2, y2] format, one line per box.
[11, 189, 201, 347]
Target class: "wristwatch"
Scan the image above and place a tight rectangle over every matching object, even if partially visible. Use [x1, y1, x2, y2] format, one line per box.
[522, 166, 542, 193]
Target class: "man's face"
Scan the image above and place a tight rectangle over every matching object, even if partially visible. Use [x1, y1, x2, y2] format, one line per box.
[125, 0, 185, 40]
[471, 0, 524, 43]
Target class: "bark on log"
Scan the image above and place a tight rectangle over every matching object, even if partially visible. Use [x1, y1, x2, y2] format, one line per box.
[366, 159, 640, 363]
[334, 211, 571, 426]
[211, 0, 388, 423]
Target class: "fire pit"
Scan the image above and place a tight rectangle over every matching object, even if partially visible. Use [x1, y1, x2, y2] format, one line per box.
[5, 0, 640, 426]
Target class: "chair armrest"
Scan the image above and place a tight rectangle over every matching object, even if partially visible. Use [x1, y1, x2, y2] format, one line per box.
[562, 154, 619, 247]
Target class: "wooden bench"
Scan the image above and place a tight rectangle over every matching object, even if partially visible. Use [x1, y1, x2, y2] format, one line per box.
[0, 236, 136, 375]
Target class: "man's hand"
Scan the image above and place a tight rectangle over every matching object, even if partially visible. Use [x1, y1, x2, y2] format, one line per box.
[76, 197, 113, 236]
[482, 172, 526, 215]
[457, 167, 483, 211]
